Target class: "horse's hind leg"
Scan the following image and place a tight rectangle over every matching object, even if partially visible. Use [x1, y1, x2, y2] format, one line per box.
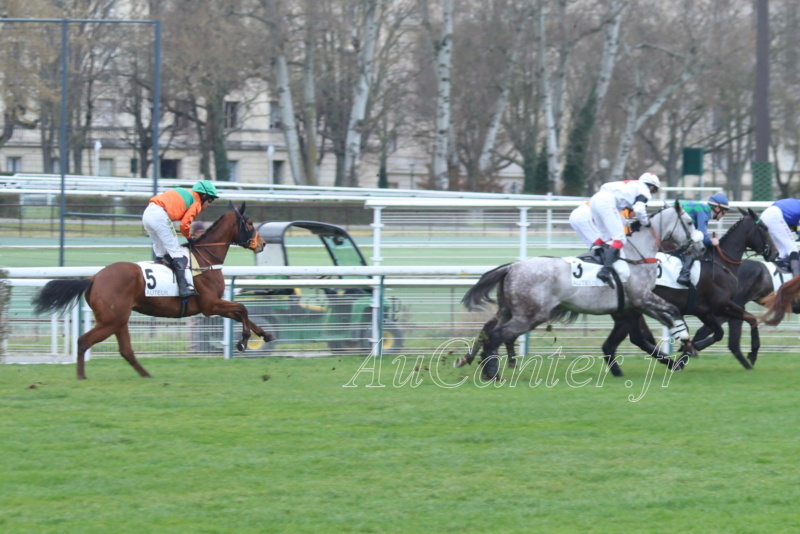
[76, 323, 122, 380]
[483, 315, 544, 381]
[115, 324, 152, 378]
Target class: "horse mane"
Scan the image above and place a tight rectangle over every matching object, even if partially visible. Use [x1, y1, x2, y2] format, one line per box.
[182, 208, 239, 249]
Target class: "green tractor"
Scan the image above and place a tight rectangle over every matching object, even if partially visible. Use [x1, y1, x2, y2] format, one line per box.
[237, 221, 404, 353]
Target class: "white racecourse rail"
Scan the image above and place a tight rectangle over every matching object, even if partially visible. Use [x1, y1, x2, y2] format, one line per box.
[5, 264, 800, 366]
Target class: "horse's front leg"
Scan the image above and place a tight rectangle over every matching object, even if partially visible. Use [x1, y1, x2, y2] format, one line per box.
[633, 294, 694, 371]
[204, 300, 267, 352]
[714, 302, 758, 370]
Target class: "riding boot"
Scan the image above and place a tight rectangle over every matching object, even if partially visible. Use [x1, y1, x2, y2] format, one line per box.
[590, 243, 607, 263]
[597, 247, 620, 288]
[172, 256, 198, 298]
[791, 259, 800, 278]
[677, 255, 693, 286]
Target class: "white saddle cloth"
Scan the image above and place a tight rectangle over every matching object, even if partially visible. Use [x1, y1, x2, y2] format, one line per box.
[655, 252, 701, 289]
[563, 256, 631, 287]
[137, 261, 194, 297]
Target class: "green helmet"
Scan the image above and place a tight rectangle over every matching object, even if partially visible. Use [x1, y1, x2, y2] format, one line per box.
[192, 180, 219, 199]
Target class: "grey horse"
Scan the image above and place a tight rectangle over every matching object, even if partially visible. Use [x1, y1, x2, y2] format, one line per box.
[458, 201, 704, 380]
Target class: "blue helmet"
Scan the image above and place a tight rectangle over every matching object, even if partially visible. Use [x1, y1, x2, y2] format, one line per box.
[708, 193, 729, 209]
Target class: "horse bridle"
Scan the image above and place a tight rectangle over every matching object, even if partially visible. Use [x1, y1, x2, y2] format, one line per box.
[621, 206, 696, 265]
[189, 208, 261, 266]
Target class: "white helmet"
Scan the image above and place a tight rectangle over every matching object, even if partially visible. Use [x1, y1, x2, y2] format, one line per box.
[638, 172, 661, 191]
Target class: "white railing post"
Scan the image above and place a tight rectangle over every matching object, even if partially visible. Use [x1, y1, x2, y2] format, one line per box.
[546, 192, 553, 249]
[223, 280, 235, 359]
[518, 207, 530, 261]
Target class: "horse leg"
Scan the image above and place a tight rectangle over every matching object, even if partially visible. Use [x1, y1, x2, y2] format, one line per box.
[603, 312, 633, 377]
[454, 318, 495, 368]
[713, 302, 759, 370]
[75, 323, 121, 380]
[114, 324, 152, 378]
[691, 323, 717, 353]
[482, 315, 545, 381]
[727, 318, 756, 367]
[204, 300, 264, 352]
[506, 340, 517, 369]
[633, 295, 693, 371]
[692, 316, 725, 353]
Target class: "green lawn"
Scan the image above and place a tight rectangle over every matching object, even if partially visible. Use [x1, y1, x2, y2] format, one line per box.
[1, 354, 798, 533]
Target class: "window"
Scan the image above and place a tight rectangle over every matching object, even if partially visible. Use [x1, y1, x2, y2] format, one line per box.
[269, 101, 283, 129]
[224, 101, 239, 129]
[6, 156, 21, 173]
[272, 160, 285, 184]
[160, 159, 180, 179]
[172, 100, 192, 130]
[99, 158, 114, 176]
[228, 160, 239, 182]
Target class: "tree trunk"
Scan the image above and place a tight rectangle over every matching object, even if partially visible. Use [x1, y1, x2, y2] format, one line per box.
[303, 5, 319, 186]
[538, 5, 561, 192]
[343, 0, 380, 188]
[275, 54, 307, 186]
[433, 0, 453, 190]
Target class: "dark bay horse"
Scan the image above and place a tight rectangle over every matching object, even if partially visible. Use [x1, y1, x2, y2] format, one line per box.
[602, 209, 775, 375]
[32, 202, 274, 379]
[459, 202, 704, 380]
[691, 259, 795, 368]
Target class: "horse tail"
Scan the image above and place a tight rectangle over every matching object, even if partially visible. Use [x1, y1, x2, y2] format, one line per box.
[32, 279, 93, 316]
[549, 307, 580, 325]
[462, 263, 513, 312]
[760, 275, 800, 326]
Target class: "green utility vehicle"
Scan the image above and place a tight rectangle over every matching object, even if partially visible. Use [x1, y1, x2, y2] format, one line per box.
[238, 221, 404, 352]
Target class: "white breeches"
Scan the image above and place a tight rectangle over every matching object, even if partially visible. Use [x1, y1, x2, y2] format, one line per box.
[761, 205, 798, 260]
[590, 192, 627, 244]
[142, 203, 187, 260]
[569, 203, 600, 247]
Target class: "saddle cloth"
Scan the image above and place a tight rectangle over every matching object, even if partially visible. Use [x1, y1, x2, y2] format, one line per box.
[137, 260, 196, 297]
[563, 256, 631, 287]
[764, 262, 791, 292]
[655, 252, 700, 289]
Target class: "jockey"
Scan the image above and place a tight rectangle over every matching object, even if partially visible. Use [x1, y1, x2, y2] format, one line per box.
[142, 180, 219, 297]
[675, 192, 730, 286]
[759, 198, 800, 278]
[569, 201, 633, 260]
[589, 172, 660, 287]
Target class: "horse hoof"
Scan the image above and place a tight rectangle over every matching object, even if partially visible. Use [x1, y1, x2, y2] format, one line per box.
[479, 355, 500, 381]
[673, 353, 690, 371]
[453, 356, 468, 368]
[508, 357, 517, 369]
[263, 333, 277, 343]
[747, 353, 758, 366]
[237, 342, 246, 352]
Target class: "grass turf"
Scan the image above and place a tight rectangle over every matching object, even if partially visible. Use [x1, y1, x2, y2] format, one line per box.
[1, 353, 798, 533]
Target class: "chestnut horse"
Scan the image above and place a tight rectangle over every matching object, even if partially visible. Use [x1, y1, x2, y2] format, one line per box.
[32, 202, 275, 379]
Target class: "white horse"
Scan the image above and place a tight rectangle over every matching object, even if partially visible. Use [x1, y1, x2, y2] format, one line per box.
[459, 201, 704, 380]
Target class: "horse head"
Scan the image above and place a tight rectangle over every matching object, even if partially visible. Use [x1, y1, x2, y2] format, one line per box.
[191, 202, 265, 256]
[648, 200, 704, 257]
[230, 201, 266, 253]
